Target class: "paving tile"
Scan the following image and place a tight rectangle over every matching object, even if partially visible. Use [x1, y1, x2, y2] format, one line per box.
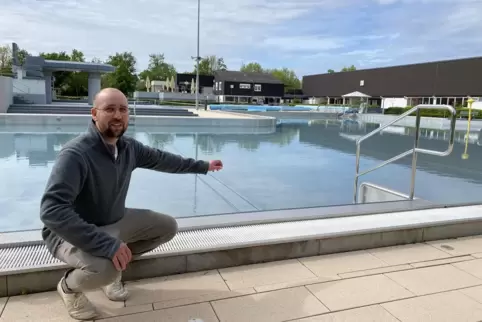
[459, 285, 482, 304]
[84, 290, 152, 319]
[218, 259, 317, 290]
[125, 270, 229, 307]
[211, 286, 328, 322]
[0, 291, 82, 321]
[153, 288, 255, 310]
[382, 290, 482, 322]
[338, 264, 412, 279]
[306, 274, 413, 311]
[368, 243, 451, 265]
[0, 290, 151, 321]
[472, 252, 482, 258]
[453, 258, 482, 279]
[99, 302, 219, 322]
[254, 277, 337, 293]
[299, 251, 387, 278]
[291, 305, 399, 322]
[0, 297, 6, 314]
[385, 264, 482, 295]
[410, 255, 475, 268]
[428, 235, 482, 256]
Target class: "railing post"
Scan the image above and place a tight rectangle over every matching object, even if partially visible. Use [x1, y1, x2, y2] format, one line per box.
[409, 109, 422, 199]
[353, 143, 361, 203]
[354, 104, 456, 204]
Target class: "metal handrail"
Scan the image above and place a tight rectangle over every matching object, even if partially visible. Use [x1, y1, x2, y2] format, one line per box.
[359, 182, 414, 203]
[353, 104, 457, 203]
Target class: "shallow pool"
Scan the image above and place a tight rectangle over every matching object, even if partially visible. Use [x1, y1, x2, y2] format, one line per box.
[1, 118, 482, 232]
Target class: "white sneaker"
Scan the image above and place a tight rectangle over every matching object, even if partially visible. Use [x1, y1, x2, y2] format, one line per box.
[57, 278, 97, 320]
[101, 274, 129, 301]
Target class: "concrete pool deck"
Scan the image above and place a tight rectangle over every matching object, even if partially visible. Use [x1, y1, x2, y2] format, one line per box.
[0, 110, 277, 128]
[4, 234, 482, 321]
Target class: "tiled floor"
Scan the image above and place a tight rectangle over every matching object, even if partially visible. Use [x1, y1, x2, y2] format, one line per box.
[4, 235, 482, 321]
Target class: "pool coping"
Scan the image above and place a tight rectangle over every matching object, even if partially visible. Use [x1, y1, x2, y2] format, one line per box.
[2, 202, 482, 296]
[0, 112, 277, 129]
[0, 199, 434, 247]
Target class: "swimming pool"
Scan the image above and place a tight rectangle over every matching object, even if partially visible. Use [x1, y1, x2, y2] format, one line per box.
[1, 118, 482, 232]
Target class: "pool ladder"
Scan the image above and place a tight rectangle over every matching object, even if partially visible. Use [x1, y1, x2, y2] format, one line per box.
[353, 104, 457, 204]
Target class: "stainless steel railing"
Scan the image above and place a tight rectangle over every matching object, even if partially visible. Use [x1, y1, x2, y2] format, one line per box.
[353, 104, 457, 203]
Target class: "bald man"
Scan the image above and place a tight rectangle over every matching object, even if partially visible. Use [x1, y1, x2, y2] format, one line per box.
[40, 88, 223, 320]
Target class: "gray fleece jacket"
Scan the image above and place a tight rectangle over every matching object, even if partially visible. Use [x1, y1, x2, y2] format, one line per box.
[40, 120, 209, 259]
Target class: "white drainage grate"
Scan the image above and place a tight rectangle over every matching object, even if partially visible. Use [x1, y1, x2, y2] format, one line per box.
[0, 220, 321, 275]
[2, 204, 474, 276]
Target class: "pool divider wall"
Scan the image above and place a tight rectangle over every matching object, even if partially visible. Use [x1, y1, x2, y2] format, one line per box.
[2, 214, 482, 297]
[0, 113, 277, 128]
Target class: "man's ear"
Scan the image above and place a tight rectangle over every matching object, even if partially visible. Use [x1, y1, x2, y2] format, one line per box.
[91, 107, 98, 122]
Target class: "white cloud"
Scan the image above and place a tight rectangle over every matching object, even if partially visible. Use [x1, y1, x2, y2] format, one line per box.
[0, 0, 482, 77]
[0, 0, 345, 72]
[262, 36, 345, 52]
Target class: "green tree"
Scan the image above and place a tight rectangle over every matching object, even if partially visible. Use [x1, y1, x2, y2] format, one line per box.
[0, 44, 31, 74]
[40, 51, 72, 90]
[194, 55, 227, 75]
[103, 52, 138, 96]
[240, 62, 263, 73]
[17, 49, 29, 65]
[327, 69, 335, 73]
[341, 65, 356, 72]
[138, 53, 176, 90]
[267, 67, 301, 91]
[40, 49, 90, 96]
[0, 45, 12, 75]
[66, 49, 88, 96]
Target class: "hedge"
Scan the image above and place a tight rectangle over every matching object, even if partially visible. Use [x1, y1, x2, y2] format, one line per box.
[384, 106, 482, 119]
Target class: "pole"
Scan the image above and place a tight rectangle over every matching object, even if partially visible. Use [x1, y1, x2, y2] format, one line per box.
[195, 0, 200, 110]
[462, 98, 474, 159]
[409, 108, 421, 200]
[194, 132, 198, 213]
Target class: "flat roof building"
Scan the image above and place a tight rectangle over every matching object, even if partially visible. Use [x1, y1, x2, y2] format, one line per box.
[302, 56, 482, 107]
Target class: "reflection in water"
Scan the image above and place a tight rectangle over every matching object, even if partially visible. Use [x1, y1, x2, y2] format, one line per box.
[1, 119, 482, 232]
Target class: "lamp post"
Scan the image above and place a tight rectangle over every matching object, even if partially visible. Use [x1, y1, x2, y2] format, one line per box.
[190, 0, 201, 110]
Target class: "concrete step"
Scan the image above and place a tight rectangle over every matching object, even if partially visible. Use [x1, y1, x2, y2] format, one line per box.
[7, 105, 198, 117]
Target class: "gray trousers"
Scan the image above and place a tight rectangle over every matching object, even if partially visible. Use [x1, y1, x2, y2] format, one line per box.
[54, 208, 178, 292]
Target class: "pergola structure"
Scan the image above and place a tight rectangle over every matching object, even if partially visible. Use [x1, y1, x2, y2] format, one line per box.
[11, 42, 115, 104]
[341, 91, 371, 105]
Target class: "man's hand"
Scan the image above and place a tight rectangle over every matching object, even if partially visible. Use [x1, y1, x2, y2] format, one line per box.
[208, 160, 223, 172]
[112, 242, 132, 271]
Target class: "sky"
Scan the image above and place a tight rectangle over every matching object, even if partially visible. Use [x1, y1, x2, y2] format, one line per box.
[1, 0, 481, 78]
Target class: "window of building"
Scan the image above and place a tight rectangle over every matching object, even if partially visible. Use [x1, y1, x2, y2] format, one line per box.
[239, 83, 251, 89]
[254, 84, 262, 92]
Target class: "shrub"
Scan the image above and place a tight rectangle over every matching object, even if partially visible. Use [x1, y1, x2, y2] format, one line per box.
[384, 106, 482, 119]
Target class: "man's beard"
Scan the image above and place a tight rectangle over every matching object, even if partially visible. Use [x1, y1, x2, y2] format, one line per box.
[103, 123, 126, 138]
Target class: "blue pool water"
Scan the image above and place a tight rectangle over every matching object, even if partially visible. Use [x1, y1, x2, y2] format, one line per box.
[1, 118, 482, 232]
[209, 104, 350, 112]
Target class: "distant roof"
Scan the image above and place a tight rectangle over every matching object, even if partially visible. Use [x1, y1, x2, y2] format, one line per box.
[43, 60, 115, 73]
[342, 91, 371, 98]
[214, 70, 283, 84]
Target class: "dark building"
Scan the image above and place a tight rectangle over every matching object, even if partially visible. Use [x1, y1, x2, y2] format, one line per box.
[176, 73, 214, 94]
[283, 88, 309, 102]
[302, 56, 482, 107]
[213, 70, 284, 104]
